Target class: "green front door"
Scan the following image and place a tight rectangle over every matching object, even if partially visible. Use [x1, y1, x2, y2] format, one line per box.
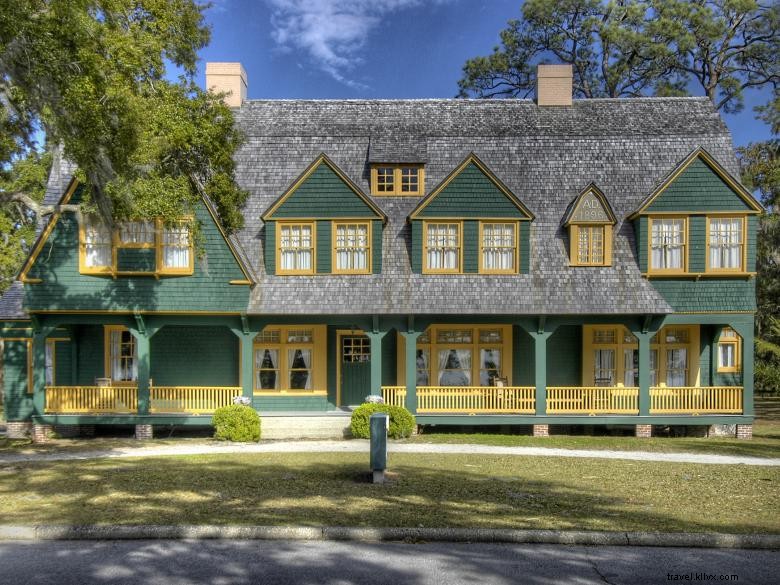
[341, 335, 371, 406]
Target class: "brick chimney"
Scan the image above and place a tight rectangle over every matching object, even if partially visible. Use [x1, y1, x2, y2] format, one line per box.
[536, 64, 573, 106]
[205, 62, 247, 108]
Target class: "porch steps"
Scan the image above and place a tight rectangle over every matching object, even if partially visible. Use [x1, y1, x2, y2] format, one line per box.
[260, 412, 352, 440]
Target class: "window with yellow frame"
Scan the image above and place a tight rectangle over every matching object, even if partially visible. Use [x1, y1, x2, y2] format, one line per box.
[570, 224, 612, 266]
[253, 326, 326, 393]
[277, 222, 316, 275]
[717, 327, 741, 373]
[706, 216, 746, 273]
[104, 326, 138, 384]
[648, 217, 688, 273]
[423, 221, 461, 273]
[479, 222, 518, 273]
[370, 164, 424, 196]
[332, 222, 371, 274]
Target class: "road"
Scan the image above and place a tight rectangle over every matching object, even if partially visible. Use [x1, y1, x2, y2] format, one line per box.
[1, 540, 777, 585]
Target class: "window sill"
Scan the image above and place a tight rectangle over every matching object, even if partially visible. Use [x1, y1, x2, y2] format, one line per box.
[643, 272, 755, 279]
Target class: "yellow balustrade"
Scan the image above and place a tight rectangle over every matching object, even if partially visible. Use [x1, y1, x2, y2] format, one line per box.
[381, 386, 407, 407]
[546, 387, 639, 415]
[416, 386, 535, 414]
[650, 386, 743, 414]
[149, 386, 242, 414]
[45, 386, 138, 414]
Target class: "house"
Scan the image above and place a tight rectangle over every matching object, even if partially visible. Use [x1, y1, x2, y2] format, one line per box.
[0, 64, 761, 442]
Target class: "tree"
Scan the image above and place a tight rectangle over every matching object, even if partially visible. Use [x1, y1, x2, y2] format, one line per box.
[458, 0, 779, 114]
[0, 1, 247, 243]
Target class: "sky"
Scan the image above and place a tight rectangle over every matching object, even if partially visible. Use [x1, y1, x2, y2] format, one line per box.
[196, 0, 774, 148]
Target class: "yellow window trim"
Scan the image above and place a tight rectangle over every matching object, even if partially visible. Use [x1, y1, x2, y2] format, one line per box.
[647, 216, 689, 275]
[276, 221, 317, 275]
[717, 327, 742, 373]
[331, 221, 372, 275]
[569, 224, 613, 267]
[252, 325, 326, 393]
[103, 325, 138, 386]
[422, 220, 463, 274]
[370, 164, 425, 196]
[705, 215, 748, 274]
[478, 221, 519, 274]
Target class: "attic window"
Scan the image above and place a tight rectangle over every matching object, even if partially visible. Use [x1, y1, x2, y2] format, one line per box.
[370, 164, 424, 196]
[564, 187, 615, 267]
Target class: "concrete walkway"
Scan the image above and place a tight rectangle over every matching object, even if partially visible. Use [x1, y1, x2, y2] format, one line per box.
[1, 440, 778, 466]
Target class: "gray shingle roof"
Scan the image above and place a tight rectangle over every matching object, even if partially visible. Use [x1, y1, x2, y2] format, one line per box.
[233, 97, 737, 315]
[0, 282, 26, 319]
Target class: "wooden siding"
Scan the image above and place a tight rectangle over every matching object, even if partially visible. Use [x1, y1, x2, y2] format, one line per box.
[269, 163, 378, 218]
[415, 162, 529, 218]
[74, 325, 105, 385]
[24, 204, 249, 313]
[520, 221, 530, 273]
[463, 220, 478, 273]
[547, 325, 582, 386]
[650, 279, 756, 312]
[645, 158, 756, 212]
[264, 221, 276, 275]
[372, 219, 382, 274]
[316, 220, 332, 273]
[150, 326, 239, 387]
[2, 339, 33, 421]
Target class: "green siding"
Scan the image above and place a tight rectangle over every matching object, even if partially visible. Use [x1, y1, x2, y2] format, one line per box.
[265, 221, 276, 275]
[514, 326, 534, 386]
[327, 326, 337, 408]
[463, 220, 478, 273]
[53, 340, 73, 385]
[520, 222, 530, 274]
[268, 163, 379, 218]
[252, 396, 328, 412]
[646, 158, 755, 212]
[116, 248, 156, 273]
[416, 162, 528, 218]
[381, 329, 396, 386]
[2, 339, 33, 421]
[636, 217, 648, 273]
[372, 220, 382, 274]
[650, 279, 756, 312]
[75, 325, 105, 385]
[150, 326, 239, 387]
[747, 215, 757, 271]
[547, 326, 581, 386]
[688, 216, 706, 273]
[316, 220, 331, 273]
[25, 203, 248, 312]
[411, 221, 423, 274]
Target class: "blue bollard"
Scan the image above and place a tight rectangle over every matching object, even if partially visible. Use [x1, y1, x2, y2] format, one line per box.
[369, 412, 389, 484]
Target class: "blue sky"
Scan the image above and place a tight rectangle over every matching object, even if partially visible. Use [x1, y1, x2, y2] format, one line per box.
[196, 0, 774, 148]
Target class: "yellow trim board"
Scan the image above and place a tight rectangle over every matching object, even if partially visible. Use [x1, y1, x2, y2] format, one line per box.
[421, 220, 464, 274]
[478, 221, 519, 274]
[646, 216, 689, 275]
[409, 153, 535, 221]
[331, 221, 372, 274]
[704, 215, 748, 274]
[628, 147, 763, 219]
[275, 221, 317, 275]
[370, 164, 425, 196]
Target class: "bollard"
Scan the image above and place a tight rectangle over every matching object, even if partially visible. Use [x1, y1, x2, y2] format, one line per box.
[369, 412, 389, 484]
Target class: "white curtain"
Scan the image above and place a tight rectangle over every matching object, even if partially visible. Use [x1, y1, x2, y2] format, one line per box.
[709, 218, 742, 269]
[594, 349, 615, 385]
[719, 343, 735, 369]
[416, 349, 429, 386]
[255, 348, 279, 390]
[438, 349, 471, 386]
[119, 221, 154, 245]
[45, 342, 54, 386]
[427, 224, 458, 270]
[482, 224, 515, 270]
[162, 225, 190, 269]
[651, 219, 684, 269]
[666, 349, 687, 386]
[280, 225, 312, 271]
[650, 350, 658, 386]
[623, 349, 638, 386]
[84, 218, 112, 267]
[479, 349, 501, 386]
[336, 224, 368, 271]
[288, 348, 312, 389]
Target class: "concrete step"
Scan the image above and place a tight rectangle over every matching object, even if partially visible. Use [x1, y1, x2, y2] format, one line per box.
[260, 415, 352, 440]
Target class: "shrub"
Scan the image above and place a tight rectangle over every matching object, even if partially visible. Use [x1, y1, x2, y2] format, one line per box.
[212, 404, 261, 442]
[350, 403, 415, 439]
[756, 359, 780, 395]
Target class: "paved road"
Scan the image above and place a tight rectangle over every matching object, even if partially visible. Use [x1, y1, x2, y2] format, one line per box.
[1, 540, 777, 585]
[2, 440, 778, 466]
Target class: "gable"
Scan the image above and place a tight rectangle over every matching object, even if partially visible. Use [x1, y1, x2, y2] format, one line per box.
[263, 156, 384, 220]
[632, 150, 762, 216]
[411, 157, 533, 220]
[563, 185, 616, 225]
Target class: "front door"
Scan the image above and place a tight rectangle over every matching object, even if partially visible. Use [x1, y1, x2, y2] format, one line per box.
[341, 335, 371, 406]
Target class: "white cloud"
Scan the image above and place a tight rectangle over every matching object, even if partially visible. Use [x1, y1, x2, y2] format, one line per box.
[265, 0, 447, 89]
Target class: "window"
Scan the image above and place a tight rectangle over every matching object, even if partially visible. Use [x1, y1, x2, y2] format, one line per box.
[253, 326, 324, 393]
[105, 326, 137, 384]
[160, 223, 192, 272]
[45, 340, 56, 386]
[570, 224, 611, 266]
[650, 217, 687, 272]
[717, 327, 741, 373]
[333, 222, 371, 274]
[81, 216, 112, 273]
[118, 221, 155, 247]
[370, 164, 424, 196]
[480, 222, 517, 273]
[277, 222, 315, 275]
[423, 222, 461, 273]
[414, 325, 512, 387]
[708, 217, 744, 272]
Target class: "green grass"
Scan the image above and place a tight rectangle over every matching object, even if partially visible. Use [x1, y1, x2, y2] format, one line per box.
[0, 452, 777, 533]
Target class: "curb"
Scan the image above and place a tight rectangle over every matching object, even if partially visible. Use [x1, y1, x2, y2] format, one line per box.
[0, 525, 777, 549]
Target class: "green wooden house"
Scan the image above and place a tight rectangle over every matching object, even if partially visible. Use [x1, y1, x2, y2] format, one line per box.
[0, 64, 762, 441]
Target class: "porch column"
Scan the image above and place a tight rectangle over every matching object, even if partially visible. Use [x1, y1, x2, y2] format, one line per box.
[130, 331, 151, 415]
[238, 332, 258, 399]
[730, 320, 754, 417]
[365, 330, 387, 398]
[31, 322, 56, 417]
[529, 331, 553, 416]
[634, 332, 653, 416]
[400, 331, 421, 413]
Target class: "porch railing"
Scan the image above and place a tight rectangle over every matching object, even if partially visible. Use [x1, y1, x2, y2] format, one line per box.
[547, 386, 639, 415]
[381, 386, 407, 407]
[45, 386, 138, 414]
[416, 386, 535, 414]
[650, 386, 743, 414]
[149, 386, 242, 414]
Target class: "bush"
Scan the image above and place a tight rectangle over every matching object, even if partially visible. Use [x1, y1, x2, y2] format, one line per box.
[756, 359, 780, 395]
[350, 403, 415, 439]
[212, 404, 261, 442]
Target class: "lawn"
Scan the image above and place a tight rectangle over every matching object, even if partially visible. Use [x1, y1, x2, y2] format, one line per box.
[0, 452, 777, 534]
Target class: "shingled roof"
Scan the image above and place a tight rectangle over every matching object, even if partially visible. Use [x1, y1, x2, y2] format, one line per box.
[232, 97, 737, 315]
[0, 96, 742, 318]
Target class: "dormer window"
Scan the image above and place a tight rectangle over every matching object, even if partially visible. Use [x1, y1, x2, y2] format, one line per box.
[563, 185, 616, 267]
[370, 164, 424, 196]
